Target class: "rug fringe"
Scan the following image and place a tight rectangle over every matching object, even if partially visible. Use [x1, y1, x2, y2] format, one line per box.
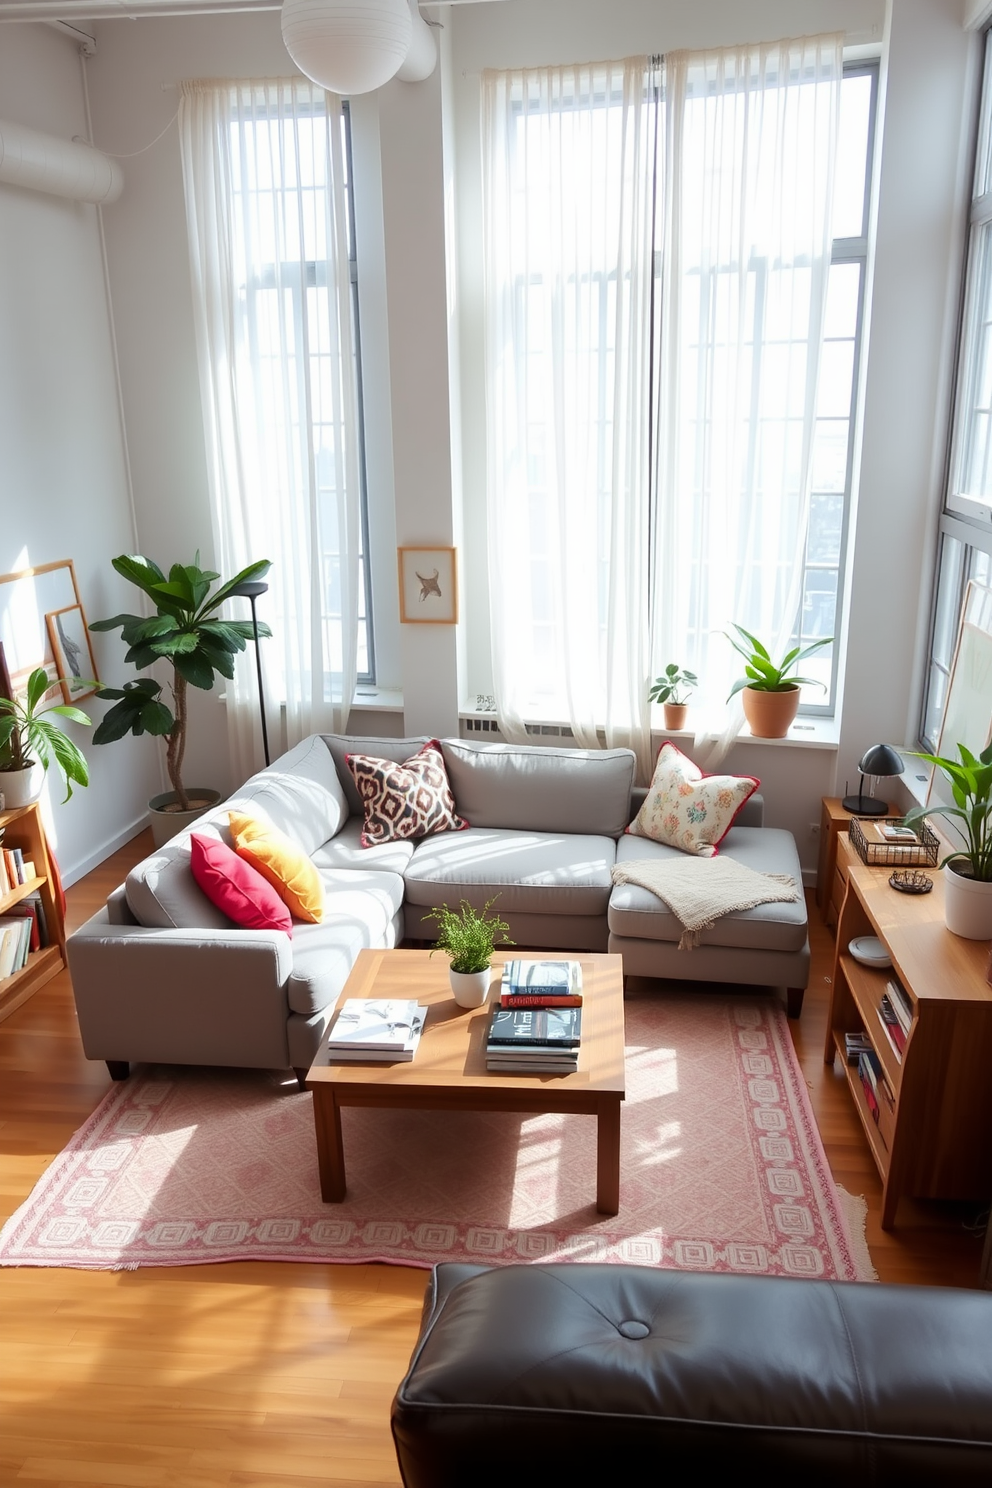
[836, 1187, 878, 1282]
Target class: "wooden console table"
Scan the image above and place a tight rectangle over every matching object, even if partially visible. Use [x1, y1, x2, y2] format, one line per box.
[825, 836, 992, 1230]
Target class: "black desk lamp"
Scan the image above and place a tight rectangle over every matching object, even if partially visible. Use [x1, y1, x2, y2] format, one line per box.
[230, 579, 270, 766]
[842, 743, 905, 816]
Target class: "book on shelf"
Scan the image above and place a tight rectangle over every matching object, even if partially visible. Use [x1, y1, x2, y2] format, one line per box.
[885, 978, 913, 1034]
[0, 918, 29, 979]
[3, 899, 40, 952]
[844, 1030, 873, 1064]
[500, 959, 582, 1002]
[877, 997, 906, 1060]
[486, 1005, 582, 1048]
[326, 998, 426, 1052]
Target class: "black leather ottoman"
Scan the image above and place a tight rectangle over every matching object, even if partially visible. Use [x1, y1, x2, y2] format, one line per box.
[391, 1262, 992, 1486]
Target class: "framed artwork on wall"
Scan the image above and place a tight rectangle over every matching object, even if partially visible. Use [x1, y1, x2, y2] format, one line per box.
[45, 604, 100, 704]
[0, 560, 99, 700]
[398, 546, 458, 624]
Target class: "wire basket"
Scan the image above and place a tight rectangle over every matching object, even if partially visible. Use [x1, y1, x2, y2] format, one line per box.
[849, 817, 940, 867]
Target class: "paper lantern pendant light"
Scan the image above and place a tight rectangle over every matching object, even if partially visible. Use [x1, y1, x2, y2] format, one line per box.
[282, 0, 413, 96]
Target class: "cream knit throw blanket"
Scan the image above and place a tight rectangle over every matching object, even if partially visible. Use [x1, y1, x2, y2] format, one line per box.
[611, 857, 801, 950]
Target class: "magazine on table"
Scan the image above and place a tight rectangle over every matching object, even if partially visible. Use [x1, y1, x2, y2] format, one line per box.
[327, 999, 425, 1051]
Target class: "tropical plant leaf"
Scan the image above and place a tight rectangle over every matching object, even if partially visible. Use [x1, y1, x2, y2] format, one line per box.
[173, 651, 216, 690]
[206, 558, 273, 613]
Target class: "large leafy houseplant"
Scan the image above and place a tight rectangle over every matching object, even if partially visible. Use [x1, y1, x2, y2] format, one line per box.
[902, 743, 992, 882]
[91, 554, 271, 812]
[0, 667, 91, 802]
[423, 897, 514, 974]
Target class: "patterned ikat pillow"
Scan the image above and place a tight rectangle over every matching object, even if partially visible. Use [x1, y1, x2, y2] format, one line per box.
[627, 742, 758, 857]
[346, 739, 468, 847]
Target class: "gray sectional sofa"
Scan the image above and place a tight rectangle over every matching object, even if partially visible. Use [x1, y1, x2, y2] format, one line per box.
[67, 733, 809, 1083]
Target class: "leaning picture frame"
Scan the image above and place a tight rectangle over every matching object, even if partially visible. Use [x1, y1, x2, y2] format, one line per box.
[927, 579, 992, 813]
[398, 546, 458, 624]
[45, 604, 100, 704]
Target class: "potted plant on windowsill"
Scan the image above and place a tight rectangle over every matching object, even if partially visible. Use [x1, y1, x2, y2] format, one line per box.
[902, 742, 992, 940]
[0, 667, 91, 808]
[423, 896, 514, 1009]
[90, 554, 271, 847]
[649, 663, 698, 732]
[725, 625, 832, 738]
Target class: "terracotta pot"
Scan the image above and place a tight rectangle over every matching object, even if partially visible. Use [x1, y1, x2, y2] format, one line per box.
[449, 966, 492, 1010]
[148, 788, 222, 849]
[663, 702, 688, 731]
[741, 685, 801, 739]
[943, 861, 992, 940]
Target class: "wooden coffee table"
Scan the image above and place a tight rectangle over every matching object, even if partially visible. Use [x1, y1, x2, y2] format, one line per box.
[306, 948, 626, 1214]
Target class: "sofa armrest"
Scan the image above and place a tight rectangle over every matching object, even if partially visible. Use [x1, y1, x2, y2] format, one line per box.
[67, 909, 296, 1069]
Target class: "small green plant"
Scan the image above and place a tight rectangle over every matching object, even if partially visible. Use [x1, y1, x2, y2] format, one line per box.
[0, 668, 91, 801]
[902, 742, 992, 882]
[649, 663, 697, 707]
[725, 624, 832, 699]
[422, 896, 514, 974]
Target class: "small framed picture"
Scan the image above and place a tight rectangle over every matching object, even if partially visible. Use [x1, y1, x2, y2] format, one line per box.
[398, 546, 458, 625]
[45, 604, 100, 704]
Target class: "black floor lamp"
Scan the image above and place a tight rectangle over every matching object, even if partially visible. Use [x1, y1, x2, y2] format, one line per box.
[230, 579, 270, 766]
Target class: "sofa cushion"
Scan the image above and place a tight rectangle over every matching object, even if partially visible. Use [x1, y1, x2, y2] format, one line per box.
[189, 833, 293, 934]
[229, 811, 325, 923]
[404, 828, 617, 917]
[440, 740, 635, 837]
[347, 739, 468, 847]
[627, 743, 758, 856]
[234, 734, 348, 854]
[323, 733, 431, 816]
[609, 827, 807, 951]
[286, 869, 405, 1015]
[311, 816, 417, 874]
[126, 840, 234, 930]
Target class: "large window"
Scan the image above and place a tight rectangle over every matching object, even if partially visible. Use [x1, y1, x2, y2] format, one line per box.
[922, 31, 992, 749]
[482, 45, 876, 756]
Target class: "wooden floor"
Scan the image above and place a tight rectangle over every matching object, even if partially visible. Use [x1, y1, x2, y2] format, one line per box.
[0, 831, 987, 1486]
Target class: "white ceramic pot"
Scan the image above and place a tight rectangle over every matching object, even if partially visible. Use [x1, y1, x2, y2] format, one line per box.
[449, 966, 492, 1010]
[943, 861, 992, 940]
[0, 764, 42, 809]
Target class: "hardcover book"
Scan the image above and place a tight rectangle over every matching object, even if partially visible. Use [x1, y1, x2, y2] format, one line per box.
[487, 1005, 582, 1047]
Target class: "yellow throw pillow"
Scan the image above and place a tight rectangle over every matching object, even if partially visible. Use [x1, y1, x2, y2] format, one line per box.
[228, 811, 324, 923]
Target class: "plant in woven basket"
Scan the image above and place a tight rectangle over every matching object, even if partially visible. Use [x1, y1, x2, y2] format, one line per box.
[422, 897, 514, 974]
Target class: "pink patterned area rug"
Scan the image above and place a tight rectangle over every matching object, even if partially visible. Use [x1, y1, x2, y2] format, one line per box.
[0, 992, 868, 1278]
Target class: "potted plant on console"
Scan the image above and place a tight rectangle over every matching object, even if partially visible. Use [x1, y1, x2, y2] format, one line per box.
[90, 554, 271, 847]
[725, 624, 833, 739]
[649, 663, 697, 731]
[0, 667, 91, 807]
[423, 897, 514, 1010]
[902, 741, 992, 940]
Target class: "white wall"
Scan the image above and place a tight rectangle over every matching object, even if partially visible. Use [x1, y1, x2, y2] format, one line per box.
[0, 23, 161, 883]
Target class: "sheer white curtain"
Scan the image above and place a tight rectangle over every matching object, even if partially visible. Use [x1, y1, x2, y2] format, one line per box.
[655, 36, 842, 756]
[482, 59, 659, 780]
[179, 79, 362, 782]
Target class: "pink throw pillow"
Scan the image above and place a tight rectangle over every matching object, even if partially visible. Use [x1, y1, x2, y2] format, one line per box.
[189, 833, 293, 934]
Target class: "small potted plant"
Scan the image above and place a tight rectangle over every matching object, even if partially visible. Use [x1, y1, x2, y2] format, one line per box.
[0, 667, 91, 808]
[902, 742, 992, 940]
[649, 663, 697, 731]
[423, 896, 514, 1009]
[90, 553, 271, 845]
[725, 624, 832, 738]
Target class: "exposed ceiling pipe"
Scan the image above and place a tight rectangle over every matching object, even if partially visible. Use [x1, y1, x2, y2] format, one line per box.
[45, 17, 97, 51]
[0, 0, 495, 17]
[0, 117, 123, 203]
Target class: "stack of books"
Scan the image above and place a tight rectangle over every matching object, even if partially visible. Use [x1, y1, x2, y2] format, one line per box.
[325, 998, 427, 1063]
[844, 1030, 873, 1065]
[877, 978, 913, 1062]
[486, 1003, 582, 1073]
[0, 891, 47, 980]
[499, 958, 583, 1007]
[858, 1048, 884, 1121]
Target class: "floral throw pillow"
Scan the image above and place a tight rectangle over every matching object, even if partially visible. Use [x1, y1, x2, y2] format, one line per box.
[627, 743, 758, 856]
[346, 739, 468, 847]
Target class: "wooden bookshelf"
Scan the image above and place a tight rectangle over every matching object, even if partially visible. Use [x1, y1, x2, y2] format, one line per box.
[0, 800, 65, 1024]
[825, 835, 992, 1228]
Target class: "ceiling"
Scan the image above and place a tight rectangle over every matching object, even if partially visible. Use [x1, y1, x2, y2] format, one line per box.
[0, 0, 503, 16]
